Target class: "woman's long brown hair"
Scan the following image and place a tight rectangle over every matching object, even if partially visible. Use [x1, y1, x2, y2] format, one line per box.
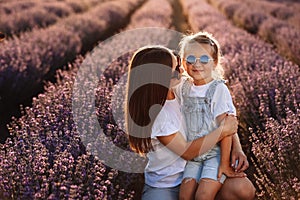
[125, 46, 173, 155]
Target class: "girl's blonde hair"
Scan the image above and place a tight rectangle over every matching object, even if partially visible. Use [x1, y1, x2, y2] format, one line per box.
[178, 31, 224, 80]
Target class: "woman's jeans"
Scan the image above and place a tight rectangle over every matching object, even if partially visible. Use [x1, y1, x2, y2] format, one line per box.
[142, 184, 180, 200]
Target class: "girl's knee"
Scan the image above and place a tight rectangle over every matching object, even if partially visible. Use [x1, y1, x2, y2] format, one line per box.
[195, 184, 218, 200]
[195, 189, 216, 200]
[179, 195, 190, 200]
[179, 178, 197, 200]
[179, 191, 194, 200]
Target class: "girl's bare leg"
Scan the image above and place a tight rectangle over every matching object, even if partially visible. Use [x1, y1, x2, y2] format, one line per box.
[195, 178, 222, 200]
[179, 178, 198, 200]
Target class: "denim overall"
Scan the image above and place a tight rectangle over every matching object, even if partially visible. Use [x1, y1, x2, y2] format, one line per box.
[182, 79, 225, 162]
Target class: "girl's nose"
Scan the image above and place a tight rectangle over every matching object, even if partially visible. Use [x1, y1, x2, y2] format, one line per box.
[193, 61, 204, 69]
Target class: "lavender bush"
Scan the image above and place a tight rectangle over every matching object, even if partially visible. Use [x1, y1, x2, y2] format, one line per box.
[0, 0, 104, 37]
[180, 0, 300, 198]
[232, 6, 267, 34]
[0, 9, 59, 37]
[258, 18, 300, 65]
[287, 14, 300, 29]
[0, 62, 135, 199]
[0, 1, 37, 15]
[250, 110, 299, 199]
[207, 0, 300, 65]
[0, 0, 143, 115]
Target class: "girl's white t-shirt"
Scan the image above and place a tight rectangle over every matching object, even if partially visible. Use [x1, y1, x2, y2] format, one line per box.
[174, 78, 236, 119]
[144, 98, 187, 188]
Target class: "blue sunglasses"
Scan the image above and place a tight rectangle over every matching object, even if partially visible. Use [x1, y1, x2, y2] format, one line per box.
[185, 55, 214, 65]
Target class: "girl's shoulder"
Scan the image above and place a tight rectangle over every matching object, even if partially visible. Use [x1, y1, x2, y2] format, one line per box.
[215, 79, 229, 90]
[213, 80, 233, 99]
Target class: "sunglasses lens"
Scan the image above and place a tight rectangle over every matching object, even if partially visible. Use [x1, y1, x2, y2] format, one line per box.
[200, 55, 209, 64]
[186, 55, 196, 65]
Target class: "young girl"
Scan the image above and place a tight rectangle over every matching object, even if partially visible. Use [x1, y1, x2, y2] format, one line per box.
[175, 32, 249, 200]
[124, 45, 239, 200]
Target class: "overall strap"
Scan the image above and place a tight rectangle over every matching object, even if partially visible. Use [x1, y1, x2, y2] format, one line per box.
[181, 77, 193, 98]
[205, 80, 226, 103]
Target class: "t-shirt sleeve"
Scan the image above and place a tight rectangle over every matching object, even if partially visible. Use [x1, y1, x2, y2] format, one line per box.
[151, 109, 180, 138]
[211, 83, 236, 120]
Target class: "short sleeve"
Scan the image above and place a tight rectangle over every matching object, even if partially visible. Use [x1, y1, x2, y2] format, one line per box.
[151, 108, 180, 138]
[211, 83, 236, 120]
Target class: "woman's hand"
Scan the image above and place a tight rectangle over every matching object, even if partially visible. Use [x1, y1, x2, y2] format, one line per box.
[231, 149, 249, 173]
[219, 115, 238, 139]
[218, 163, 246, 181]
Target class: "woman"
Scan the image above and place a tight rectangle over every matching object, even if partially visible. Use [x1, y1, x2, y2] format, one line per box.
[124, 45, 254, 200]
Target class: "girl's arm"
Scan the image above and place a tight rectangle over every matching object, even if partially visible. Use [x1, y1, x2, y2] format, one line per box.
[217, 113, 232, 165]
[216, 113, 243, 179]
[157, 115, 238, 160]
[231, 134, 249, 172]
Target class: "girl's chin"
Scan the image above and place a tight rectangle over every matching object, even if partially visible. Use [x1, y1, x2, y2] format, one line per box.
[190, 74, 204, 80]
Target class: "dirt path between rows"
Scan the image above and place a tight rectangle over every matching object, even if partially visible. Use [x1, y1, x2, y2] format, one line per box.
[170, 0, 192, 34]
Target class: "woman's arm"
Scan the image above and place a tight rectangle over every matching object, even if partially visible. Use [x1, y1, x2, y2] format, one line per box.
[157, 115, 238, 160]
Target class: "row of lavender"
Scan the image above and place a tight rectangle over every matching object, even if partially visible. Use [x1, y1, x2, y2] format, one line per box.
[240, 0, 300, 25]
[0, 0, 143, 115]
[0, 0, 177, 198]
[0, 0, 97, 15]
[263, 0, 300, 2]
[230, 0, 300, 25]
[0, 0, 100, 37]
[206, 0, 300, 66]
[180, 0, 299, 198]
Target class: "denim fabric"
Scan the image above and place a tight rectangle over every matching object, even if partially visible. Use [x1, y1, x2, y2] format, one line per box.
[182, 150, 222, 182]
[142, 184, 180, 200]
[181, 79, 223, 161]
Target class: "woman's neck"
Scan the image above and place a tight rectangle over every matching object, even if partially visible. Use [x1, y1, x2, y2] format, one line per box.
[166, 90, 175, 100]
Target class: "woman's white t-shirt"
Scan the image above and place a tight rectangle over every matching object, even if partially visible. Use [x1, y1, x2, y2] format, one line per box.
[144, 98, 187, 188]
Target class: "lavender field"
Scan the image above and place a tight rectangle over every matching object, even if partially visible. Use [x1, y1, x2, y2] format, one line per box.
[0, 0, 299, 199]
